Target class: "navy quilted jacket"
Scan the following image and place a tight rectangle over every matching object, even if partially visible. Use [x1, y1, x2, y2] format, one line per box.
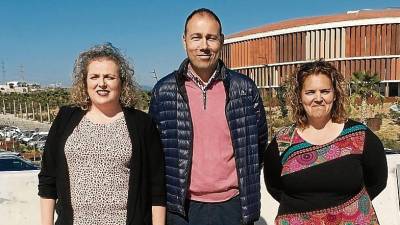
[149, 59, 268, 224]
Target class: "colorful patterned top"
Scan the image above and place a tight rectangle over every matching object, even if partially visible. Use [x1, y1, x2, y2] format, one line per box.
[263, 120, 388, 225]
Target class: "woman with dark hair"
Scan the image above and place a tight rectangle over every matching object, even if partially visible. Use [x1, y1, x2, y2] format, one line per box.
[264, 59, 387, 224]
[38, 43, 165, 225]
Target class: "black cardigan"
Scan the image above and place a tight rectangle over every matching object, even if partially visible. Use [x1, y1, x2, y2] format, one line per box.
[38, 106, 166, 225]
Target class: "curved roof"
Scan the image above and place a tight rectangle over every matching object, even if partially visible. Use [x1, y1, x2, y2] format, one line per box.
[226, 9, 400, 39]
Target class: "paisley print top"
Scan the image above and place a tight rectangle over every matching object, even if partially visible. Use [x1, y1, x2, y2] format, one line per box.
[263, 120, 388, 225]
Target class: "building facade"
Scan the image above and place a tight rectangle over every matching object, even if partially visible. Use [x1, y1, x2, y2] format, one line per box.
[0, 81, 42, 93]
[221, 9, 400, 97]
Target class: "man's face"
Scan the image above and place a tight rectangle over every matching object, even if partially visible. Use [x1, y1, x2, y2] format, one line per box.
[183, 14, 223, 76]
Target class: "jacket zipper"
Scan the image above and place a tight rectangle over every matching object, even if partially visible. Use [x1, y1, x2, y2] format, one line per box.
[202, 90, 207, 110]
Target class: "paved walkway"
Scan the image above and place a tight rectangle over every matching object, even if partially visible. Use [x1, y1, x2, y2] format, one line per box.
[0, 114, 51, 132]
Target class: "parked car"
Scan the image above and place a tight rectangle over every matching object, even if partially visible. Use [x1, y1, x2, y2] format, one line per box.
[36, 141, 46, 151]
[0, 126, 21, 138]
[21, 132, 37, 144]
[0, 155, 40, 171]
[17, 130, 35, 142]
[0, 151, 22, 157]
[21, 132, 48, 144]
[28, 135, 47, 147]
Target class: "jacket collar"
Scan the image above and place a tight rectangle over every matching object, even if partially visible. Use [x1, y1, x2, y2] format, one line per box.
[175, 58, 229, 102]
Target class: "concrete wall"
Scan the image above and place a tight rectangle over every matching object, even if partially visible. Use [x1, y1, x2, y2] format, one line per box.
[372, 154, 400, 225]
[1, 155, 400, 225]
[0, 170, 40, 225]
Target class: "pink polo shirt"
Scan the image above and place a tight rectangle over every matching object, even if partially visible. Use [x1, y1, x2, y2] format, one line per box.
[185, 79, 239, 202]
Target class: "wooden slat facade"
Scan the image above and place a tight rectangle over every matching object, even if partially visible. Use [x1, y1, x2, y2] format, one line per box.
[222, 22, 400, 96]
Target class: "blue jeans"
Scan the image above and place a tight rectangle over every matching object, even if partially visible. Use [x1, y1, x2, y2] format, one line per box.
[167, 195, 253, 225]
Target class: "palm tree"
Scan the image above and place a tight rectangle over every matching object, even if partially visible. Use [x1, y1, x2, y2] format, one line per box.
[350, 71, 383, 123]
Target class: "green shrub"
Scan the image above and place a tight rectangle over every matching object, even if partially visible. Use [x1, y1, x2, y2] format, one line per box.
[271, 116, 292, 135]
[381, 138, 400, 150]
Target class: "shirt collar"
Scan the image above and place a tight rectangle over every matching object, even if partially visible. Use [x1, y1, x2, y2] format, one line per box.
[186, 64, 218, 91]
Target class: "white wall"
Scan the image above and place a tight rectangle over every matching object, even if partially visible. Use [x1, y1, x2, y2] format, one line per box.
[372, 154, 400, 225]
[0, 170, 40, 225]
[1, 155, 399, 225]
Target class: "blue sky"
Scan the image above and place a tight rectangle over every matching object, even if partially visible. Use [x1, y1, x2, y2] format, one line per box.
[0, 0, 399, 88]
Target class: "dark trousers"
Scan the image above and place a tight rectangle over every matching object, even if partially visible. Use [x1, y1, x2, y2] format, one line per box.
[167, 195, 253, 225]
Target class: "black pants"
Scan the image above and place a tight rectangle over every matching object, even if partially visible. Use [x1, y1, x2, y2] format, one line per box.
[167, 195, 253, 225]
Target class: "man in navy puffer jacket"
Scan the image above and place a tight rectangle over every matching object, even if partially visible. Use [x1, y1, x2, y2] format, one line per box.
[149, 8, 268, 225]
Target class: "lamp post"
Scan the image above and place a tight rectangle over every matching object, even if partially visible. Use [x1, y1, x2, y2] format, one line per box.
[151, 69, 158, 82]
[258, 56, 274, 141]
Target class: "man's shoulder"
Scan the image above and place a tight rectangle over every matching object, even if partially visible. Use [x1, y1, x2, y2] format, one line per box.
[227, 69, 257, 86]
[225, 69, 259, 94]
[152, 71, 178, 92]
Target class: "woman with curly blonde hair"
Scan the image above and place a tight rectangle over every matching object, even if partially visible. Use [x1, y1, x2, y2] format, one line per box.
[264, 59, 387, 224]
[70, 42, 139, 110]
[38, 43, 166, 225]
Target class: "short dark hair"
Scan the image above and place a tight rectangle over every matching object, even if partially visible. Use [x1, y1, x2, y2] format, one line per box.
[184, 8, 222, 35]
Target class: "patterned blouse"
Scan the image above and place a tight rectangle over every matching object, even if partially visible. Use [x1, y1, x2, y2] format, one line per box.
[64, 115, 132, 225]
[264, 119, 387, 225]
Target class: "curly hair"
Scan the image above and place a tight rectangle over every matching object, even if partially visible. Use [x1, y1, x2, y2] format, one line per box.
[70, 43, 139, 110]
[287, 59, 348, 129]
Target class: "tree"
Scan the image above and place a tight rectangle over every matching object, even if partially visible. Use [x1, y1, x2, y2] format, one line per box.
[350, 71, 383, 123]
[276, 83, 288, 118]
